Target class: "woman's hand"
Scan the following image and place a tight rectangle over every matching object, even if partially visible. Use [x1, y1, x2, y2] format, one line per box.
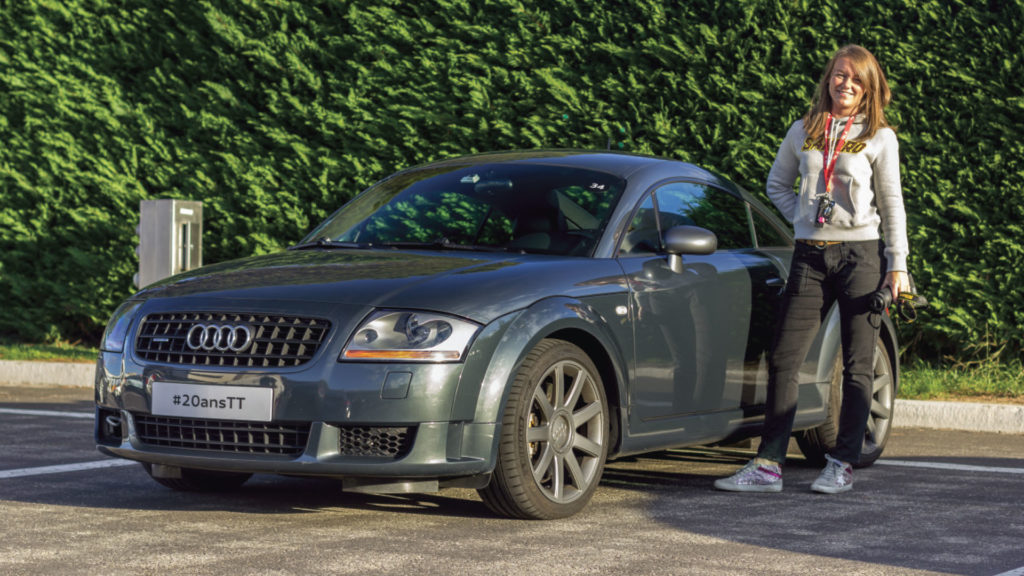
[885, 270, 910, 298]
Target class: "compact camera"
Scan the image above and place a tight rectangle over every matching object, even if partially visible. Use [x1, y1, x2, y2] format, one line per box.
[815, 196, 835, 228]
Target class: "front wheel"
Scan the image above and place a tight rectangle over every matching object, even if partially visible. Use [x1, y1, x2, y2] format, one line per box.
[478, 339, 609, 519]
[796, 335, 896, 468]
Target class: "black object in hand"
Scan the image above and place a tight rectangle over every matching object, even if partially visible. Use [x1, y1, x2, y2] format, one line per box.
[868, 287, 893, 314]
[868, 287, 929, 322]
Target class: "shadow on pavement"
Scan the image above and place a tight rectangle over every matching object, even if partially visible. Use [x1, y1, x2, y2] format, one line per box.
[3, 463, 496, 519]
[601, 447, 1024, 576]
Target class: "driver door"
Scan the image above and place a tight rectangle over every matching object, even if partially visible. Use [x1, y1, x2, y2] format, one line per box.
[618, 182, 783, 439]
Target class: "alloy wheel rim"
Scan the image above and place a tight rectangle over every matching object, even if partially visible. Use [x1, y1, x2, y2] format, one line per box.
[525, 360, 605, 504]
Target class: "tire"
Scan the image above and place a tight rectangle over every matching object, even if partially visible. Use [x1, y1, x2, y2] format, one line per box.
[478, 339, 609, 519]
[796, 335, 896, 468]
[142, 463, 252, 492]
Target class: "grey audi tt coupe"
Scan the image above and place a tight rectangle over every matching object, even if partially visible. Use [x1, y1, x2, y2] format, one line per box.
[95, 150, 899, 519]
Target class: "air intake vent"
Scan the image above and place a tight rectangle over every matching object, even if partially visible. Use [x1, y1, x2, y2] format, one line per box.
[337, 426, 415, 459]
[134, 414, 310, 455]
[135, 312, 330, 367]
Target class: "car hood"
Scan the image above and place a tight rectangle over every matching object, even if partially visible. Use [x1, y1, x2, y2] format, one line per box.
[134, 249, 625, 324]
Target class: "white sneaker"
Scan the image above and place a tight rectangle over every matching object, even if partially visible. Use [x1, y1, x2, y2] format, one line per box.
[714, 459, 783, 492]
[811, 454, 853, 494]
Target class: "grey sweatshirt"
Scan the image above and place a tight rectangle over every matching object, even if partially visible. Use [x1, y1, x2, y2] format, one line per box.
[766, 116, 908, 272]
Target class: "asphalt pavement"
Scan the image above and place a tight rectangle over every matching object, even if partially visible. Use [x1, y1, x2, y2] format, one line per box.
[2, 385, 1023, 576]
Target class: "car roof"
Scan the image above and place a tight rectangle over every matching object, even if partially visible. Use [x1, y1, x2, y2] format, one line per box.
[397, 149, 754, 199]
[373, 150, 784, 227]
[401, 149, 683, 180]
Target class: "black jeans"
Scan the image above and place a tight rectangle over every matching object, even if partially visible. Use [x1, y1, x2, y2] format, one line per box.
[757, 239, 886, 465]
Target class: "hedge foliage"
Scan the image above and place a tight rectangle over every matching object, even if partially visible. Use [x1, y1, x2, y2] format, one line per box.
[1, 0, 1022, 361]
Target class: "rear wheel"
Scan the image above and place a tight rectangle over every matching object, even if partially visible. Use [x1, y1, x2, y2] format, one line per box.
[478, 339, 609, 519]
[142, 463, 252, 491]
[796, 335, 896, 468]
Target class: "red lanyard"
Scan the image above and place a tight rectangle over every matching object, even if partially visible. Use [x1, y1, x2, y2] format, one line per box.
[823, 114, 855, 195]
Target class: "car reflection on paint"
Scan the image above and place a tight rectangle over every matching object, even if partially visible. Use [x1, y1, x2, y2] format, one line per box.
[95, 150, 899, 519]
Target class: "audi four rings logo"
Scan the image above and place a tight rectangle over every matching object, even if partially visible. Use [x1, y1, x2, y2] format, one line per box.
[186, 323, 255, 352]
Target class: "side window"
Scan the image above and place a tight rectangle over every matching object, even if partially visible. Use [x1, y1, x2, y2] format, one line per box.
[750, 207, 791, 248]
[619, 195, 661, 255]
[653, 182, 752, 250]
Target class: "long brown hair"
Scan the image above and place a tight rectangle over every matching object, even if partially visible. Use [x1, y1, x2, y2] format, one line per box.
[804, 45, 892, 141]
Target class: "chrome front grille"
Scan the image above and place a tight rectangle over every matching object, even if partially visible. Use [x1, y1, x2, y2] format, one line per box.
[135, 312, 331, 367]
[134, 414, 310, 455]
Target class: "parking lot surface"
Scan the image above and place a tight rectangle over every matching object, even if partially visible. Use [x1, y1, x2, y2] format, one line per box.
[2, 385, 1023, 576]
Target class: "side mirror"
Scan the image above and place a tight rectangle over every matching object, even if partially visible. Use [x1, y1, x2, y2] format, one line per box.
[664, 225, 717, 273]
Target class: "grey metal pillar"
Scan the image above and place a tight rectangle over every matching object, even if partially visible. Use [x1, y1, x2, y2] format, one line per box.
[135, 199, 203, 288]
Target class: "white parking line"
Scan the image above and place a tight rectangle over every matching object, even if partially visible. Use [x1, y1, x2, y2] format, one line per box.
[877, 459, 1024, 475]
[0, 407, 94, 419]
[0, 409, 135, 480]
[993, 567, 1024, 576]
[0, 459, 135, 479]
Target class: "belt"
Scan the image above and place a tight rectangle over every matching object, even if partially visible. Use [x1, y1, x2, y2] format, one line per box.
[798, 239, 843, 248]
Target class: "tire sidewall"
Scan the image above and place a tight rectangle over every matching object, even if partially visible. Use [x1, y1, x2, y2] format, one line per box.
[499, 339, 609, 519]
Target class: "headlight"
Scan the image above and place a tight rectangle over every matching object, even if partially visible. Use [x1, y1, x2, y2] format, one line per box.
[341, 311, 480, 362]
[101, 301, 143, 353]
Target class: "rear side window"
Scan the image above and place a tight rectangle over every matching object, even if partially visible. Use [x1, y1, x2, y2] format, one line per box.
[651, 182, 752, 250]
[619, 182, 778, 256]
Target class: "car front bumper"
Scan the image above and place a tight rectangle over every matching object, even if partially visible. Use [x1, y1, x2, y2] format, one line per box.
[96, 406, 497, 488]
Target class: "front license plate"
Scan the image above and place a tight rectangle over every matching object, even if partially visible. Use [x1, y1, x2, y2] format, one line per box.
[151, 382, 274, 422]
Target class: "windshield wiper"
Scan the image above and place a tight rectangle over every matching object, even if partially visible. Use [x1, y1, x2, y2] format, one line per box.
[288, 237, 364, 251]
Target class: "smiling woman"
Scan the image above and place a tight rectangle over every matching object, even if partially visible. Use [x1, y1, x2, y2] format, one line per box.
[715, 44, 909, 496]
[827, 58, 865, 118]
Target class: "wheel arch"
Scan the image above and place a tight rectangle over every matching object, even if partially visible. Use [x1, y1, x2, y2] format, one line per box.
[814, 304, 901, 393]
[470, 297, 630, 460]
[547, 326, 624, 455]
[878, 312, 901, 393]
[815, 305, 843, 385]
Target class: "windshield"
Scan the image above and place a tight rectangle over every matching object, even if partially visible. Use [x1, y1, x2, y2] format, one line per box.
[303, 163, 626, 256]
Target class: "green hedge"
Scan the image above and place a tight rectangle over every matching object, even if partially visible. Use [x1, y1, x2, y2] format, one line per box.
[1, 0, 1022, 361]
